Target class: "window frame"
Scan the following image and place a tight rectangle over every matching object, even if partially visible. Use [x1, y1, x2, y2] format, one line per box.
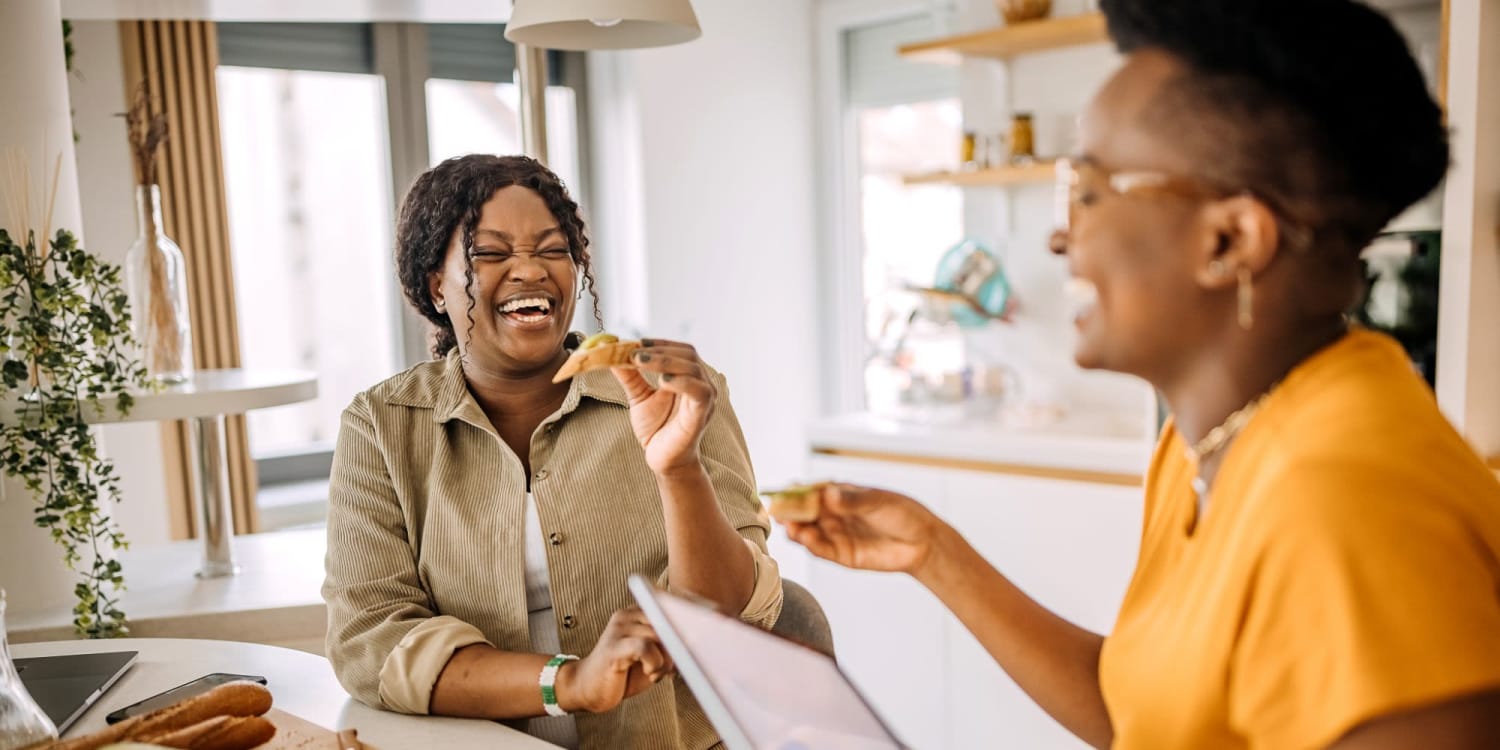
[215, 21, 591, 488]
[815, 1, 960, 416]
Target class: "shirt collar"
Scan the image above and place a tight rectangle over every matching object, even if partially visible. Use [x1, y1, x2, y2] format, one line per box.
[386, 340, 631, 430]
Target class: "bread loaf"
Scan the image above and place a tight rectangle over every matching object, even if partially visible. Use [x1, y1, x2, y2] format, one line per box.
[140, 715, 276, 750]
[136, 716, 233, 746]
[184, 716, 275, 750]
[47, 681, 273, 750]
[132, 682, 273, 735]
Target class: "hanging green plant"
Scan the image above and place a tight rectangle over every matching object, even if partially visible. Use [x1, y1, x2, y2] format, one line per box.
[1, 156, 150, 638]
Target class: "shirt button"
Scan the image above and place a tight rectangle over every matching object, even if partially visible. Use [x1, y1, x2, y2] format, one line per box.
[534, 468, 549, 481]
[549, 532, 564, 546]
[562, 615, 576, 629]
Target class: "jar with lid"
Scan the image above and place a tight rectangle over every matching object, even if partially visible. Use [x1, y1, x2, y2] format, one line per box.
[1008, 113, 1036, 163]
[961, 131, 980, 169]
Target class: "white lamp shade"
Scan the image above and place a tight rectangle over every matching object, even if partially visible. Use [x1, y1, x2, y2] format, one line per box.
[505, 0, 700, 50]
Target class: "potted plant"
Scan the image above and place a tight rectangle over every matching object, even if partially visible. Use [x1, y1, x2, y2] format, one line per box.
[0, 154, 150, 638]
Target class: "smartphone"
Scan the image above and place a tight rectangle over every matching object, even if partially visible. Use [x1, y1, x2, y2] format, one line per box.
[104, 672, 267, 724]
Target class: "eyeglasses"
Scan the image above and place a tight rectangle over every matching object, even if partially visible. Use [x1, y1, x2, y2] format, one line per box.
[1052, 158, 1309, 251]
[1053, 157, 1225, 233]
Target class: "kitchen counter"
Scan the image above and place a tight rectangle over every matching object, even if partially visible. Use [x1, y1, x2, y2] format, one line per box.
[808, 411, 1154, 484]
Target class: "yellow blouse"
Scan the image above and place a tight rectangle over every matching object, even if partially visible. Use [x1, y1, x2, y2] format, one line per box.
[1100, 329, 1500, 749]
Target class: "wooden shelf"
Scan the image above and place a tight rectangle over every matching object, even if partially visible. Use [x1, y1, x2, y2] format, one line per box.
[904, 160, 1057, 187]
[899, 13, 1109, 64]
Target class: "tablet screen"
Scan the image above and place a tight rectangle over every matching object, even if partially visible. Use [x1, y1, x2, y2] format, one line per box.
[651, 589, 902, 750]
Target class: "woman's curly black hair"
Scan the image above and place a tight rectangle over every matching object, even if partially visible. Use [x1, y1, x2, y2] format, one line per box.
[395, 154, 602, 358]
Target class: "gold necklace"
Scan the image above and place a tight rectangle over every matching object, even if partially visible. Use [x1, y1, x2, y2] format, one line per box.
[1186, 392, 1272, 462]
[1186, 390, 1274, 503]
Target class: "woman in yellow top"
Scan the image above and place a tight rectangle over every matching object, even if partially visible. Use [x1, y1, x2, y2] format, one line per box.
[323, 155, 781, 750]
[788, 1, 1500, 748]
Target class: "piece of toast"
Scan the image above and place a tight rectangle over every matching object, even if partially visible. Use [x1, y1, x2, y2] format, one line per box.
[761, 483, 828, 524]
[552, 333, 642, 383]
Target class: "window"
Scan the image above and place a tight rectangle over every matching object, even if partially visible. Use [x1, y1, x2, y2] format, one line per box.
[215, 23, 586, 529]
[841, 17, 964, 415]
[217, 67, 398, 462]
[424, 26, 583, 187]
[426, 81, 581, 185]
[856, 100, 965, 415]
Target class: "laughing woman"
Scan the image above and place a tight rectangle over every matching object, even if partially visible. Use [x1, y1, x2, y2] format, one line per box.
[789, 1, 1500, 749]
[323, 154, 782, 750]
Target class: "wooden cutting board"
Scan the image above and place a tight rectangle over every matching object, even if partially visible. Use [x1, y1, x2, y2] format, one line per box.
[258, 709, 378, 750]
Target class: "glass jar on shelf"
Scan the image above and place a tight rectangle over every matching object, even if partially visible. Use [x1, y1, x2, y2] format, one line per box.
[961, 131, 981, 170]
[1008, 112, 1036, 164]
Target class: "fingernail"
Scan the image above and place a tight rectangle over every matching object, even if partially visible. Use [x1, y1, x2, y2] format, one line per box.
[641, 339, 655, 347]
[636, 353, 651, 363]
[662, 374, 674, 382]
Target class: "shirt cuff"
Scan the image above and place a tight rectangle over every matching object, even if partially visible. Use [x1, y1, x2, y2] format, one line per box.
[377, 615, 492, 714]
[739, 538, 784, 629]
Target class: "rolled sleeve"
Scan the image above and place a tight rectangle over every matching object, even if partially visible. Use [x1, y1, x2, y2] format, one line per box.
[739, 537, 783, 628]
[378, 616, 493, 714]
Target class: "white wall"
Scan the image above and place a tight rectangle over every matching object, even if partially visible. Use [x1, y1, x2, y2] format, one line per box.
[68, 20, 174, 546]
[1437, 0, 1500, 455]
[587, 0, 822, 499]
[0, 0, 92, 615]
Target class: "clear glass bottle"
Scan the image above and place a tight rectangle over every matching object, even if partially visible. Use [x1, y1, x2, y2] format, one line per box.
[125, 184, 194, 384]
[0, 590, 58, 750]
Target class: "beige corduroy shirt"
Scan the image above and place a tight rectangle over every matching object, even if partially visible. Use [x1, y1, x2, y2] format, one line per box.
[322, 348, 783, 750]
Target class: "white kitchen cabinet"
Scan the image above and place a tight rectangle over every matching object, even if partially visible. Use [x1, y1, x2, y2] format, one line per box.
[797, 453, 1143, 749]
[942, 472, 1141, 750]
[803, 455, 952, 749]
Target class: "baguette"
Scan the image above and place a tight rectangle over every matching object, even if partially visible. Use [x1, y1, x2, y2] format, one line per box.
[49, 681, 273, 750]
[136, 716, 232, 747]
[140, 715, 276, 750]
[191, 717, 275, 750]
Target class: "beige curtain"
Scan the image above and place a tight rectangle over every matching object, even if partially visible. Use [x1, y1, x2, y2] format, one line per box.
[119, 20, 259, 538]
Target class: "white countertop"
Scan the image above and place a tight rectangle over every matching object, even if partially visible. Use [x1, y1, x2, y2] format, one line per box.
[10, 529, 327, 649]
[809, 411, 1154, 478]
[13, 638, 556, 749]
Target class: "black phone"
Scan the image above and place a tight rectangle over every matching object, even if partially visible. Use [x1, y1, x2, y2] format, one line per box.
[104, 672, 267, 724]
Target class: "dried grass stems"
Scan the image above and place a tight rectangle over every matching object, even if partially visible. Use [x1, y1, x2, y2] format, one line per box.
[3, 149, 64, 261]
[4, 148, 65, 388]
[122, 83, 168, 187]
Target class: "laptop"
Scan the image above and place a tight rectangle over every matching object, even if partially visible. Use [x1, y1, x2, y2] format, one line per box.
[628, 575, 905, 750]
[15, 650, 138, 733]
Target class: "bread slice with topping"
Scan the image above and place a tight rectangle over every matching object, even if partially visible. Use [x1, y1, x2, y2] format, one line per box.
[552, 333, 642, 383]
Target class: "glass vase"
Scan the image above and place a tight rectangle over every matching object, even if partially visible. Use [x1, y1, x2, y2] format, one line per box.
[0, 590, 58, 750]
[125, 184, 194, 384]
